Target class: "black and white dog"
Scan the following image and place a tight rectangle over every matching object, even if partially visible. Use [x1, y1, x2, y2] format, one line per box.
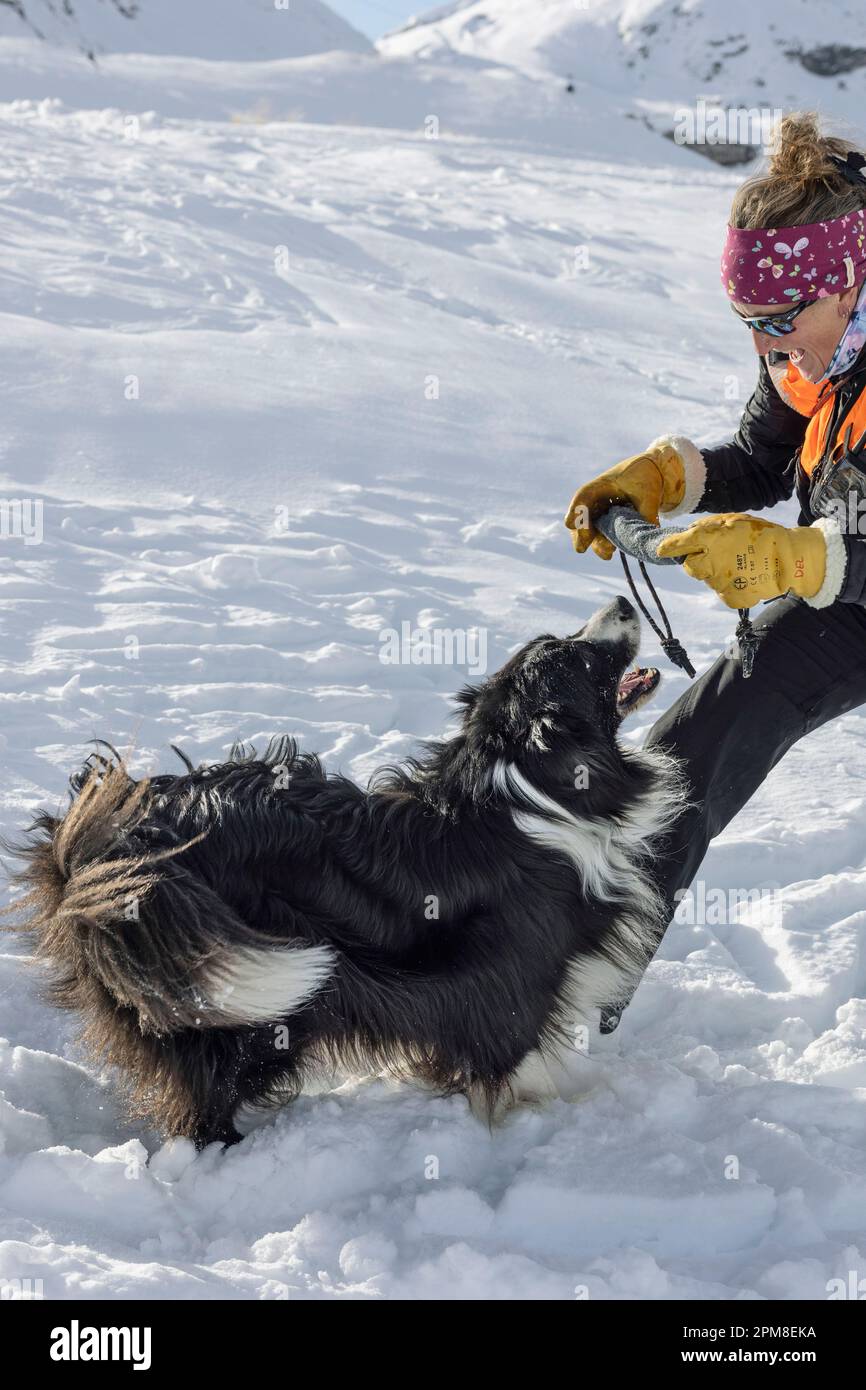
[9, 597, 684, 1146]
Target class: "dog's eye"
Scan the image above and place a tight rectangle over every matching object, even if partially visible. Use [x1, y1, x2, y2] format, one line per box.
[570, 644, 606, 678]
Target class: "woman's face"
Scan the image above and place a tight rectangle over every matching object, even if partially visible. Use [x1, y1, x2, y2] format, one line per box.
[732, 285, 859, 381]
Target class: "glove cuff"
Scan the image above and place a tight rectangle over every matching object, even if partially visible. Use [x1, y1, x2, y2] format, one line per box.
[649, 435, 707, 517]
[802, 517, 848, 609]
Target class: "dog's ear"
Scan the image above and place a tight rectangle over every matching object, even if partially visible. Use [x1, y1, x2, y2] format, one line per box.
[453, 684, 480, 716]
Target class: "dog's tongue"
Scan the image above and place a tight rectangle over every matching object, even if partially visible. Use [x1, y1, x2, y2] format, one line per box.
[616, 666, 660, 713]
[618, 668, 648, 699]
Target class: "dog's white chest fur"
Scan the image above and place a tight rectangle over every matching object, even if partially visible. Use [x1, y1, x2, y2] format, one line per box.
[492, 748, 684, 1077]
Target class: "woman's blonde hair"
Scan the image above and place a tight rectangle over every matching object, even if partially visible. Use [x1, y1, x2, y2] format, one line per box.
[730, 111, 866, 229]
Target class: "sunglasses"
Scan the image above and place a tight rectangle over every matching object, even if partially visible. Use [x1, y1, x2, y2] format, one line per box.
[732, 299, 813, 336]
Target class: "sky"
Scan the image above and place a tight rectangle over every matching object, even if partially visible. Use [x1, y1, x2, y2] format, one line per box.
[329, 0, 426, 41]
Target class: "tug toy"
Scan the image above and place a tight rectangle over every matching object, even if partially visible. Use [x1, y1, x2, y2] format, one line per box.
[595, 505, 761, 679]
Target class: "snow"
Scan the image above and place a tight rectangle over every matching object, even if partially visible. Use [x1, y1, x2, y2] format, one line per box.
[1, 1, 865, 1301]
[0, 0, 372, 60]
[381, 0, 866, 142]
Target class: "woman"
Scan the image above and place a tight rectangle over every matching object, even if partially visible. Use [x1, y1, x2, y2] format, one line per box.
[565, 113, 866, 1032]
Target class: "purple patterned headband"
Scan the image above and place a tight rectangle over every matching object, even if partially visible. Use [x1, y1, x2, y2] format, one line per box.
[721, 208, 866, 304]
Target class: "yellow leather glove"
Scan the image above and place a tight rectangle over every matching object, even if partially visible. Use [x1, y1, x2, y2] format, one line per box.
[656, 513, 827, 609]
[564, 440, 688, 561]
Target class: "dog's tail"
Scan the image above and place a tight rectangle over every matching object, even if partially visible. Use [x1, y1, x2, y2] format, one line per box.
[4, 760, 334, 1034]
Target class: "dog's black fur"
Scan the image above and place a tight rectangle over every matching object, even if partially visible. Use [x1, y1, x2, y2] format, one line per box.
[5, 597, 684, 1146]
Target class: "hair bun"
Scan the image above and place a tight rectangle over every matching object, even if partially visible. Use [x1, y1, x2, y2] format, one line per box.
[768, 112, 841, 187]
[731, 111, 866, 237]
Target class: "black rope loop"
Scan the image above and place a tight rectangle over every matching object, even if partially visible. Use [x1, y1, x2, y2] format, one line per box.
[619, 552, 696, 678]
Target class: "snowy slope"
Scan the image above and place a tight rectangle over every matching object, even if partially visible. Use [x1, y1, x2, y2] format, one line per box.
[0, 33, 687, 153]
[382, 0, 866, 143]
[0, 0, 371, 59]
[0, 39, 865, 1300]
[0, 38, 654, 145]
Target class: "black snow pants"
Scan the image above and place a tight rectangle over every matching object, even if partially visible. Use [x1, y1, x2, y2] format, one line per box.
[605, 591, 866, 1027]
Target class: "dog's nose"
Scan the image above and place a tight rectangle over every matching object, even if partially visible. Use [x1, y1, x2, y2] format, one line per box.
[611, 595, 636, 621]
[572, 596, 640, 652]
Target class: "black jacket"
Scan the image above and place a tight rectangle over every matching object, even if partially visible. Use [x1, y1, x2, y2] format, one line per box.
[698, 351, 866, 605]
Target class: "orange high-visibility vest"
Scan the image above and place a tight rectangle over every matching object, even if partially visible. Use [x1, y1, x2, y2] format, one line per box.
[776, 360, 866, 475]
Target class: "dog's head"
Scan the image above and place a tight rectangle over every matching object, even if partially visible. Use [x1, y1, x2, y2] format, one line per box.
[444, 597, 660, 802]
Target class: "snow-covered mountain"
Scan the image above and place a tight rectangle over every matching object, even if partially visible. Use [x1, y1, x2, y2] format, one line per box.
[2, 0, 861, 165]
[0, 0, 371, 59]
[383, 0, 865, 94]
[382, 0, 866, 157]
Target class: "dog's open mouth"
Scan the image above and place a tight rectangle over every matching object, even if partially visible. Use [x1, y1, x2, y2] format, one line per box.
[616, 665, 660, 718]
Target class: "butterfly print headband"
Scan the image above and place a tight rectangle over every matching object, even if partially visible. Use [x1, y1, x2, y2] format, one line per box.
[721, 207, 866, 305]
